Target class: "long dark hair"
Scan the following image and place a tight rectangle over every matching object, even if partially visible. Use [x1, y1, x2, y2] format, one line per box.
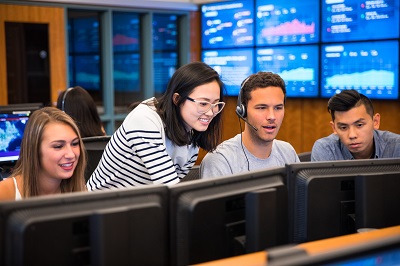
[156, 61, 225, 152]
[56, 86, 105, 137]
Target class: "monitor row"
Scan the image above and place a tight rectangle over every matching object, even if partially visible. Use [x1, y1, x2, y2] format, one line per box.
[0, 158, 399, 265]
[202, 40, 399, 98]
[201, 0, 400, 48]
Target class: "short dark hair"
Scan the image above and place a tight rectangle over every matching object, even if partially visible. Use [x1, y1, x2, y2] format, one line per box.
[239, 71, 286, 108]
[328, 89, 374, 121]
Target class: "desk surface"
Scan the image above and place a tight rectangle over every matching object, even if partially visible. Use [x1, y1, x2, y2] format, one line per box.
[194, 225, 400, 266]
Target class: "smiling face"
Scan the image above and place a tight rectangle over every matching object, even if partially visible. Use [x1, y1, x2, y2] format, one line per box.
[331, 104, 380, 159]
[245, 86, 285, 144]
[39, 122, 81, 183]
[178, 80, 222, 132]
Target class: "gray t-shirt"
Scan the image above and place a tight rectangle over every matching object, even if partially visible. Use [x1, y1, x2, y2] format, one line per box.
[311, 130, 400, 161]
[200, 134, 300, 179]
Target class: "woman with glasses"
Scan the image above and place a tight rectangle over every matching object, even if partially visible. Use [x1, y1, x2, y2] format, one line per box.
[87, 61, 225, 189]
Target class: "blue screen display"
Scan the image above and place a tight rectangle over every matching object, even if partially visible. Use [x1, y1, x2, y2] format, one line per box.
[256, 45, 319, 98]
[73, 55, 101, 91]
[201, 0, 254, 49]
[113, 13, 140, 52]
[70, 17, 100, 53]
[321, 40, 399, 99]
[153, 52, 178, 94]
[202, 48, 254, 96]
[0, 112, 30, 163]
[256, 0, 320, 45]
[113, 53, 140, 92]
[153, 14, 178, 51]
[322, 0, 400, 42]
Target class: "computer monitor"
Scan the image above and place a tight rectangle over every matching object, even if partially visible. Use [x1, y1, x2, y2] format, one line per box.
[169, 167, 289, 266]
[255, 45, 319, 98]
[286, 158, 400, 244]
[0, 103, 43, 113]
[321, 40, 399, 100]
[202, 48, 254, 96]
[0, 110, 33, 167]
[0, 185, 169, 266]
[355, 173, 400, 231]
[321, 0, 400, 42]
[201, 0, 254, 49]
[255, 0, 320, 45]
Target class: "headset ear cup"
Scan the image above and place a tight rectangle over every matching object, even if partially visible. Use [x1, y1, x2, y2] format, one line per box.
[240, 104, 246, 118]
[236, 104, 246, 118]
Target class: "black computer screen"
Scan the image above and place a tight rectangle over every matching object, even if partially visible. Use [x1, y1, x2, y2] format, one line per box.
[286, 158, 400, 244]
[0, 186, 169, 266]
[355, 173, 400, 230]
[169, 167, 289, 266]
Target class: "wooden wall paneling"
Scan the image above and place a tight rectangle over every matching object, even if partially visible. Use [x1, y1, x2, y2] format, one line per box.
[374, 101, 400, 134]
[278, 98, 303, 153]
[300, 98, 333, 152]
[189, 11, 201, 62]
[0, 4, 66, 105]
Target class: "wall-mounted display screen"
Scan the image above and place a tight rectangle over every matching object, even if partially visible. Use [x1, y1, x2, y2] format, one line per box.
[321, 40, 399, 100]
[256, 45, 319, 98]
[112, 12, 140, 52]
[256, 0, 320, 45]
[113, 53, 140, 92]
[153, 14, 178, 51]
[322, 0, 400, 42]
[201, 0, 254, 49]
[153, 52, 178, 94]
[202, 48, 254, 96]
[69, 17, 100, 53]
[72, 55, 101, 91]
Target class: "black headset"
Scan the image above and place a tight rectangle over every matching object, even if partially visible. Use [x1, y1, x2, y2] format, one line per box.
[235, 76, 258, 132]
[236, 76, 250, 119]
[61, 87, 74, 111]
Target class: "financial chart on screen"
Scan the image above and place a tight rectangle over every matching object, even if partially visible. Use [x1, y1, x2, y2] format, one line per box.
[71, 55, 101, 91]
[322, 0, 400, 42]
[202, 48, 254, 96]
[201, 0, 254, 49]
[113, 53, 140, 92]
[256, 45, 319, 97]
[256, 0, 320, 45]
[321, 40, 399, 99]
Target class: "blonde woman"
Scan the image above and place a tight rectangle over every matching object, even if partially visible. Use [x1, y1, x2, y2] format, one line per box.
[0, 107, 87, 200]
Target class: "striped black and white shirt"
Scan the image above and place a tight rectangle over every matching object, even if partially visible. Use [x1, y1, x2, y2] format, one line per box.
[87, 98, 199, 190]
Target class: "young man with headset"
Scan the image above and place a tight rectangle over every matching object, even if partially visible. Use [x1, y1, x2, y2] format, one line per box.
[200, 71, 299, 179]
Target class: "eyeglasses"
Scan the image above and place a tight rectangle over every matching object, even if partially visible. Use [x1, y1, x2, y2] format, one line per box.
[186, 96, 225, 115]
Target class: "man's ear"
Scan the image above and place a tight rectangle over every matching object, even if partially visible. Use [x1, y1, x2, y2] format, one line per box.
[330, 121, 337, 134]
[373, 113, 381, 130]
[172, 93, 180, 106]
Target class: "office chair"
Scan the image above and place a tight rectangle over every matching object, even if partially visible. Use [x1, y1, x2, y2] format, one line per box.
[298, 151, 312, 162]
[181, 165, 200, 182]
[82, 135, 111, 182]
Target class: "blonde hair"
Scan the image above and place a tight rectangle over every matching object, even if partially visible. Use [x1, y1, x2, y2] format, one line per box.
[12, 107, 87, 198]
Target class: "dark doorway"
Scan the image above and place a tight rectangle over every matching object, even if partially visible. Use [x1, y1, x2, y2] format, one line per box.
[5, 22, 50, 105]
